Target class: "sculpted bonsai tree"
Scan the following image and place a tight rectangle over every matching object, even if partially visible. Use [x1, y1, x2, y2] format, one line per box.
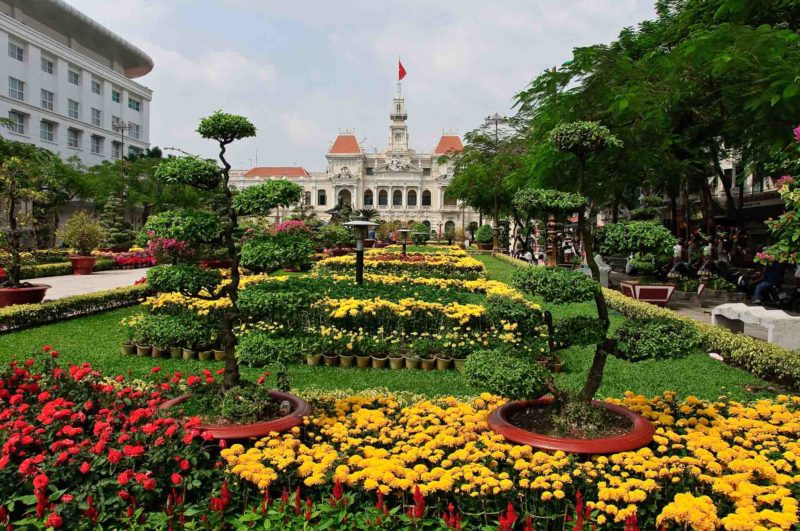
[150, 112, 302, 387]
[0, 138, 53, 288]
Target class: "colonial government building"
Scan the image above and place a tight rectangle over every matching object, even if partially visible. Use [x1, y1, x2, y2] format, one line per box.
[234, 84, 480, 236]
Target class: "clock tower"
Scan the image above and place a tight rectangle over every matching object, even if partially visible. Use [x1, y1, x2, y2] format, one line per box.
[389, 82, 409, 152]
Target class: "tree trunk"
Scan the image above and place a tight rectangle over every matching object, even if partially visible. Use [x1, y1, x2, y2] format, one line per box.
[669, 191, 678, 236]
[218, 142, 241, 389]
[577, 210, 599, 281]
[578, 290, 611, 402]
[7, 186, 21, 287]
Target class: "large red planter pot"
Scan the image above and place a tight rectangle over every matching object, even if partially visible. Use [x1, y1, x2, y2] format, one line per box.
[477, 242, 493, 250]
[159, 390, 311, 440]
[69, 256, 97, 275]
[0, 284, 51, 308]
[488, 396, 655, 454]
[325, 248, 354, 257]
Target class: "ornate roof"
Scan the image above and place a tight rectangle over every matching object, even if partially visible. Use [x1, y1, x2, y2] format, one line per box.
[244, 167, 309, 178]
[434, 135, 464, 155]
[328, 134, 362, 155]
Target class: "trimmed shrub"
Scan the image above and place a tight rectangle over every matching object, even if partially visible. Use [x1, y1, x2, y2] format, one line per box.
[511, 266, 598, 304]
[237, 333, 306, 367]
[316, 224, 354, 249]
[238, 283, 321, 325]
[553, 316, 607, 349]
[57, 210, 107, 256]
[134, 312, 210, 349]
[464, 348, 550, 400]
[613, 318, 701, 362]
[475, 224, 494, 244]
[241, 232, 314, 272]
[138, 210, 222, 246]
[484, 295, 545, 336]
[0, 284, 150, 333]
[20, 258, 114, 279]
[146, 264, 222, 295]
[411, 223, 430, 245]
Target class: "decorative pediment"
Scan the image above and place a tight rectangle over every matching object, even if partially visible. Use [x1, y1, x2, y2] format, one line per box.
[331, 166, 358, 180]
[375, 156, 422, 174]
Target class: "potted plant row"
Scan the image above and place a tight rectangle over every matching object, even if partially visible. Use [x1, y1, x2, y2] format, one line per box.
[307, 346, 466, 371]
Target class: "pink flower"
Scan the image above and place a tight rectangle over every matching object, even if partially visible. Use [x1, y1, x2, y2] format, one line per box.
[793, 125, 800, 142]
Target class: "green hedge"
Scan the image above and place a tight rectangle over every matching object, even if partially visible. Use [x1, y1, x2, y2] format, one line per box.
[604, 289, 800, 389]
[20, 258, 115, 280]
[0, 284, 150, 333]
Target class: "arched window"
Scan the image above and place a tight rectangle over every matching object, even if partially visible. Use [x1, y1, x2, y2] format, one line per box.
[444, 220, 455, 234]
[363, 189, 374, 206]
[423, 220, 431, 229]
[422, 190, 431, 207]
[338, 189, 351, 206]
[392, 190, 402, 206]
[406, 220, 416, 228]
[378, 190, 388, 206]
[407, 189, 417, 206]
[317, 189, 327, 206]
[442, 187, 457, 206]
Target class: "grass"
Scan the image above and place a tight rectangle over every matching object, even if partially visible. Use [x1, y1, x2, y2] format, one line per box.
[0, 256, 774, 401]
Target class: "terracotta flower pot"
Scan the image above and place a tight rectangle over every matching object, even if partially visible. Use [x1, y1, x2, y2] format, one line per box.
[420, 357, 436, 371]
[182, 348, 197, 361]
[323, 354, 339, 367]
[151, 346, 165, 358]
[306, 354, 322, 366]
[136, 344, 151, 357]
[388, 356, 404, 370]
[488, 396, 655, 454]
[405, 356, 421, 370]
[339, 354, 355, 368]
[0, 284, 51, 308]
[435, 357, 452, 371]
[69, 256, 97, 275]
[478, 242, 493, 250]
[453, 358, 466, 371]
[170, 346, 182, 359]
[371, 356, 388, 369]
[198, 350, 214, 361]
[121, 342, 136, 356]
[356, 355, 372, 368]
[549, 356, 566, 373]
[159, 390, 311, 440]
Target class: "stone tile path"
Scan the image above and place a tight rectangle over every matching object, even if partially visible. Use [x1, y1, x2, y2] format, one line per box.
[34, 269, 151, 301]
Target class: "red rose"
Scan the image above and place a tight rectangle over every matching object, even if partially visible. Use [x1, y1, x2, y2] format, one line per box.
[179, 459, 190, 471]
[61, 494, 74, 503]
[32, 474, 49, 490]
[117, 470, 133, 486]
[107, 449, 122, 464]
[45, 512, 63, 528]
[79, 461, 91, 474]
[142, 477, 156, 491]
[171, 473, 182, 485]
[122, 444, 144, 458]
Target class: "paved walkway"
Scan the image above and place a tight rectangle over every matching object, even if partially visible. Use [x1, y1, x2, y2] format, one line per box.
[37, 268, 151, 301]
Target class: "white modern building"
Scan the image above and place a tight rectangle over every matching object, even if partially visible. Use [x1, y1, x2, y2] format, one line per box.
[0, 0, 152, 165]
[242, 83, 480, 236]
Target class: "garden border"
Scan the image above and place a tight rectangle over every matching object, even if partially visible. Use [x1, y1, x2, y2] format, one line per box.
[19, 258, 115, 280]
[0, 283, 150, 334]
[496, 254, 800, 390]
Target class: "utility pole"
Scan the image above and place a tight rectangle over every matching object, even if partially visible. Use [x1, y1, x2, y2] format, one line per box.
[486, 113, 503, 256]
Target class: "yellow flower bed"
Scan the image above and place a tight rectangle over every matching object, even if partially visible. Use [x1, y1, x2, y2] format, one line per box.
[326, 273, 538, 308]
[316, 296, 486, 326]
[223, 392, 800, 530]
[142, 273, 282, 315]
[315, 251, 486, 279]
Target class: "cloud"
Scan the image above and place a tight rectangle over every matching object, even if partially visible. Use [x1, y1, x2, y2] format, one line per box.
[65, 0, 656, 169]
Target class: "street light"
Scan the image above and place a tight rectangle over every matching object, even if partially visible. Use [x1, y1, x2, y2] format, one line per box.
[112, 121, 129, 201]
[344, 216, 378, 286]
[485, 112, 503, 256]
[397, 228, 410, 256]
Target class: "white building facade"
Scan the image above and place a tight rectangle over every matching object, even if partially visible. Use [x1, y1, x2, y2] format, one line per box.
[0, 0, 153, 165]
[243, 84, 480, 236]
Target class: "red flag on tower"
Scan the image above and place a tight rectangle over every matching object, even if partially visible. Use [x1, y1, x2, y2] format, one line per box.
[398, 61, 407, 81]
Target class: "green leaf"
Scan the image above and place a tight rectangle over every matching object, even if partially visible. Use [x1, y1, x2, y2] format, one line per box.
[619, 99, 629, 110]
[783, 84, 799, 99]
[771, 94, 781, 107]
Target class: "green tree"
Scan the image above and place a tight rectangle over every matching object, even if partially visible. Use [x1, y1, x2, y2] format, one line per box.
[151, 111, 302, 388]
[99, 195, 134, 250]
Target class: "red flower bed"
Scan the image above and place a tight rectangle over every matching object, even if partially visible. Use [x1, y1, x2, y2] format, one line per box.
[112, 250, 156, 268]
[0, 348, 225, 528]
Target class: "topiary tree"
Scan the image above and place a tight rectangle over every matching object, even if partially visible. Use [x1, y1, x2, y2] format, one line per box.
[150, 111, 302, 388]
[475, 224, 494, 244]
[411, 222, 430, 245]
[0, 138, 53, 287]
[596, 220, 676, 271]
[99, 195, 134, 251]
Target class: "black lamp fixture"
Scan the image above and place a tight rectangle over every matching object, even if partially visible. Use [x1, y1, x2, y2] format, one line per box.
[344, 216, 379, 286]
[397, 228, 411, 256]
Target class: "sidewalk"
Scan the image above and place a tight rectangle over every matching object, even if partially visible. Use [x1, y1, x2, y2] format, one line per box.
[34, 268, 150, 301]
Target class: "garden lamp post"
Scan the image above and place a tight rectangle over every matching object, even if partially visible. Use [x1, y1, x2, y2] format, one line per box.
[344, 217, 378, 286]
[486, 112, 503, 256]
[397, 228, 410, 256]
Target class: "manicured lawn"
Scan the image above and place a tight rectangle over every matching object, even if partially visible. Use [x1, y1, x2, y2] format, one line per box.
[0, 258, 775, 401]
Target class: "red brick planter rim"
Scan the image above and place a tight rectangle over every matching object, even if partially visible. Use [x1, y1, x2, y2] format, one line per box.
[488, 396, 655, 454]
[159, 390, 311, 440]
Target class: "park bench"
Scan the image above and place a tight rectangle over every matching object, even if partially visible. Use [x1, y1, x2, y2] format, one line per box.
[711, 303, 800, 351]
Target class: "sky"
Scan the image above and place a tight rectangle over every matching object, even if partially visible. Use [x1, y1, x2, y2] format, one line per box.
[68, 0, 657, 170]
